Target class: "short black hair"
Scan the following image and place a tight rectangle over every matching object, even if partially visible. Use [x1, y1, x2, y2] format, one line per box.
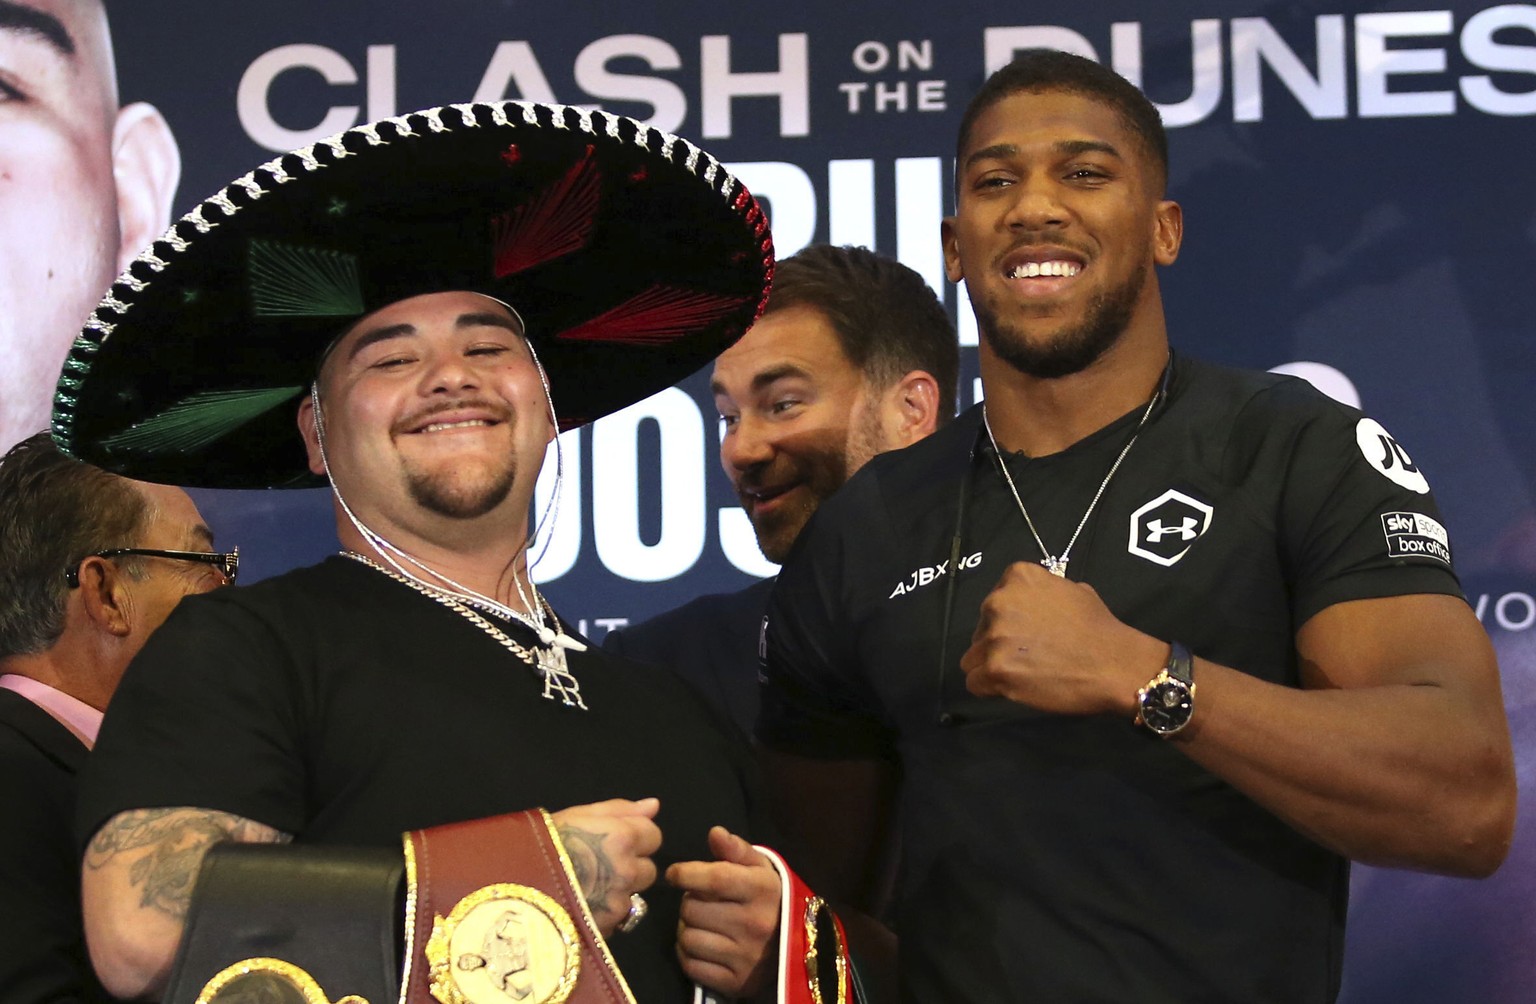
[765, 245, 959, 420]
[957, 49, 1169, 194]
[0, 433, 149, 659]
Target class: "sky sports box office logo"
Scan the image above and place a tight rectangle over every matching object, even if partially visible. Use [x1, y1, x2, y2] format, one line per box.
[1382, 511, 1452, 565]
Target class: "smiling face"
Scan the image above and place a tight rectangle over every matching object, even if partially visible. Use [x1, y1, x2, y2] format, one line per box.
[300, 291, 555, 537]
[944, 88, 1181, 380]
[712, 303, 897, 563]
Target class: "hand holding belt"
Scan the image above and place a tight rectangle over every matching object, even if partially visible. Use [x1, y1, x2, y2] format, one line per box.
[171, 811, 861, 1004]
[752, 847, 861, 1004]
[403, 809, 636, 1004]
[403, 812, 861, 1004]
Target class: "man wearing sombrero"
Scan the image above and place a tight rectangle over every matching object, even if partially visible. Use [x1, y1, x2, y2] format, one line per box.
[58, 103, 856, 1003]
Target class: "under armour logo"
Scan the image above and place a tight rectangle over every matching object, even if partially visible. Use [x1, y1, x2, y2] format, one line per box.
[1129, 490, 1214, 567]
[1145, 517, 1200, 543]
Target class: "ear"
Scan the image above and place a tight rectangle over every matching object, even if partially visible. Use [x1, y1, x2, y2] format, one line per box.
[1152, 199, 1183, 267]
[883, 370, 943, 447]
[941, 216, 964, 284]
[75, 558, 133, 638]
[110, 102, 182, 273]
[297, 394, 326, 477]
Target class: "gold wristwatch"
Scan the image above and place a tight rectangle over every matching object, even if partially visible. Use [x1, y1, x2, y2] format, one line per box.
[1135, 641, 1195, 736]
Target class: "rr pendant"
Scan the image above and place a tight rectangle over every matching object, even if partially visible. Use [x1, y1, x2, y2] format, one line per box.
[1041, 557, 1068, 578]
[537, 646, 588, 710]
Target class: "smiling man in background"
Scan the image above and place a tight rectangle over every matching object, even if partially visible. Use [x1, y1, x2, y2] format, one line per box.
[605, 244, 958, 737]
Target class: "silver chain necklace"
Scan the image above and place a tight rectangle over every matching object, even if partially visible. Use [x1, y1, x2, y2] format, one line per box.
[981, 366, 1166, 579]
[342, 551, 588, 710]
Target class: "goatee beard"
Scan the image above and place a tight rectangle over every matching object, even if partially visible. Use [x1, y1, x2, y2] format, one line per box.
[979, 264, 1145, 379]
[407, 461, 518, 519]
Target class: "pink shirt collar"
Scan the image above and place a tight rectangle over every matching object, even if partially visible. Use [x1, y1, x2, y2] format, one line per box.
[0, 674, 102, 748]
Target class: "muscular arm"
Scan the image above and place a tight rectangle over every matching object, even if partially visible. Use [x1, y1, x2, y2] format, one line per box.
[1174, 593, 1513, 875]
[964, 565, 1516, 876]
[81, 808, 290, 999]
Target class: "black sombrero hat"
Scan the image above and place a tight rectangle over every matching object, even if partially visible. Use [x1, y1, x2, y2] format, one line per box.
[51, 102, 773, 489]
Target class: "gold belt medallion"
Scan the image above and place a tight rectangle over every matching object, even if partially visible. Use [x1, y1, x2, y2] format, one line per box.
[426, 883, 582, 1004]
[195, 957, 370, 1004]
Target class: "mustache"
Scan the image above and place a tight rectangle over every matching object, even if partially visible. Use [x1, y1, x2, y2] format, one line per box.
[392, 398, 512, 436]
[993, 236, 1094, 266]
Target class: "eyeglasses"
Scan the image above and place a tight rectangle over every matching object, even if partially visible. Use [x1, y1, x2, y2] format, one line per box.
[64, 546, 240, 587]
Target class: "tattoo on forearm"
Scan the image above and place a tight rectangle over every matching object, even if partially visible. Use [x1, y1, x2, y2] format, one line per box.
[86, 808, 290, 921]
[556, 824, 617, 916]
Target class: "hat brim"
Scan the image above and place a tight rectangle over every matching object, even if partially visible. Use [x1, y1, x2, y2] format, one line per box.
[52, 102, 772, 489]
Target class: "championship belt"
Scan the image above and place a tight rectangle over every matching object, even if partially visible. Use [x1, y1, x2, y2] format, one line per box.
[748, 846, 862, 1004]
[163, 843, 404, 1004]
[169, 814, 860, 1004]
[403, 809, 636, 1004]
[403, 812, 862, 1004]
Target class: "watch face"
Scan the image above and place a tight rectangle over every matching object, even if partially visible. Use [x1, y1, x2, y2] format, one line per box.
[1140, 681, 1193, 733]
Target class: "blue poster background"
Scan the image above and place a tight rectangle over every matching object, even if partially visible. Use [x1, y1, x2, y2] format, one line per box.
[101, 1, 1536, 996]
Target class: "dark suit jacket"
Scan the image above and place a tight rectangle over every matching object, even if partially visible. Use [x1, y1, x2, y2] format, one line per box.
[0, 688, 112, 1004]
[603, 578, 775, 741]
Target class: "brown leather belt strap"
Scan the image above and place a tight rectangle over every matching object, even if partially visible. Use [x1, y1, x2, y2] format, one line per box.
[402, 809, 636, 1004]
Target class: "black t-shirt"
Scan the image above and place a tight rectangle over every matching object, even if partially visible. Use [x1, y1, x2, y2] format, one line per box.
[78, 556, 760, 1003]
[603, 578, 775, 741]
[760, 356, 1464, 1003]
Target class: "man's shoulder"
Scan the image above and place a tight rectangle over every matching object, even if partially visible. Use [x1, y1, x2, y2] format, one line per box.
[0, 693, 79, 796]
[180, 556, 366, 616]
[606, 578, 773, 659]
[0, 690, 82, 769]
[1170, 355, 1366, 473]
[866, 406, 982, 483]
[639, 578, 775, 627]
[810, 407, 981, 530]
[1176, 355, 1358, 427]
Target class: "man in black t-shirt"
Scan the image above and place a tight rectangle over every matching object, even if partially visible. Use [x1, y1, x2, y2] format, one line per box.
[605, 245, 959, 738]
[60, 103, 807, 1003]
[758, 51, 1516, 1002]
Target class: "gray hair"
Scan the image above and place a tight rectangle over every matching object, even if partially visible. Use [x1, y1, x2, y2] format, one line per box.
[0, 433, 150, 659]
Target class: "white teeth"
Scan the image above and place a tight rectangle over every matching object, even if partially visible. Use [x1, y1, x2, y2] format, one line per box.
[421, 419, 491, 433]
[1009, 260, 1082, 279]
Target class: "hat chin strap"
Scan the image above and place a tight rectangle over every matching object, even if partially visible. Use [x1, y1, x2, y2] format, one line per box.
[309, 377, 583, 653]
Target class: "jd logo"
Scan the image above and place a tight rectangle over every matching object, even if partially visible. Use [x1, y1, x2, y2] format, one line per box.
[1355, 418, 1430, 494]
[1129, 490, 1214, 567]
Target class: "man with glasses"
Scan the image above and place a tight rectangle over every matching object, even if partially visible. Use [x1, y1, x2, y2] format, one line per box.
[0, 431, 231, 1002]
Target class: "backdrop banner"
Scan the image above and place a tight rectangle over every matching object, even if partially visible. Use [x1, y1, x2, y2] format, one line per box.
[80, 2, 1536, 997]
